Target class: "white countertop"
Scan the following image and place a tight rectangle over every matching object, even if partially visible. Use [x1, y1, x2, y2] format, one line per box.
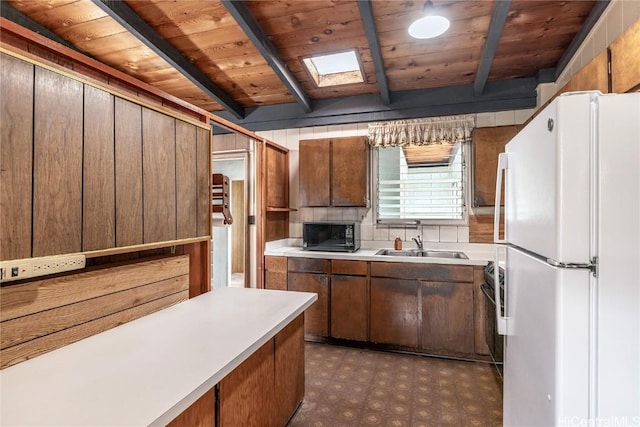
[265, 242, 495, 266]
[0, 288, 317, 427]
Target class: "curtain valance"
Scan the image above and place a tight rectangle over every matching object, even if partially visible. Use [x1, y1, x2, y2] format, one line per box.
[366, 115, 475, 147]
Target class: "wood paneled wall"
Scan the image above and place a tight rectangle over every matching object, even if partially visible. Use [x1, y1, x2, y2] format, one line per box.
[0, 52, 211, 261]
[0, 255, 190, 369]
[610, 18, 640, 93]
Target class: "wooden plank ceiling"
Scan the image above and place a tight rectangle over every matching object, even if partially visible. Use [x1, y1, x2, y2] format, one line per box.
[3, 0, 600, 127]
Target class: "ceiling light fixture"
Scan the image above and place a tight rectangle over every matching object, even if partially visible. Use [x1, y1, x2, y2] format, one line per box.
[408, 0, 450, 39]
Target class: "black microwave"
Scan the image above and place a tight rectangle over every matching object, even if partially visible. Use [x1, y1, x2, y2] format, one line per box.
[302, 221, 361, 252]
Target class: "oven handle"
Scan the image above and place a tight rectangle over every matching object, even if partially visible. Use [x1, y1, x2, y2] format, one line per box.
[480, 283, 496, 306]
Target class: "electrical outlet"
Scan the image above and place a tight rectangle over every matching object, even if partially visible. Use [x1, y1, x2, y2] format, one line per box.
[0, 254, 86, 283]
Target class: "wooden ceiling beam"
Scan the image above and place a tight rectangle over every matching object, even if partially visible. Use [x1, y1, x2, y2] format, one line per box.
[357, 0, 391, 105]
[474, 0, 511, 96]
[221, 0, 312, 113]
[215, 77, 537, 132]
[0, 2, 77, 52]
[91, 0, 245, 119]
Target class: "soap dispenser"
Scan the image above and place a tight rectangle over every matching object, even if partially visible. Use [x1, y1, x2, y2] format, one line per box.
[394, 236, 402, 250]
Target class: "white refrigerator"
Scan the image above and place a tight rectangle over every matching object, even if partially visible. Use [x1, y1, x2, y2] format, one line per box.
[494, 91, 640, 426]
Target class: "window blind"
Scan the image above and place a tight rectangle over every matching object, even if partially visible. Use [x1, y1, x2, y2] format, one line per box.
[376, 143, 465, 221]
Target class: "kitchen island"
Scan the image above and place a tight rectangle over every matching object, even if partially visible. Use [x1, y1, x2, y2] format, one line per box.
[0, 287, 316, 426]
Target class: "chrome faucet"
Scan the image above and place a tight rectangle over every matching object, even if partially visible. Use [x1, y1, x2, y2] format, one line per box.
[412, 235, 423, 250]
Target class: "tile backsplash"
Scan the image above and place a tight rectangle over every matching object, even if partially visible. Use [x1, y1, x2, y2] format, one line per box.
[292, 207, 471, 244]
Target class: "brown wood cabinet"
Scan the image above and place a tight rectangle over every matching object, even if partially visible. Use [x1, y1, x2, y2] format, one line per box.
[172, 314, 304, 427]
[273, 315, 305, 427]
[264, 256, 288, 290]
[287, 258, 330, 339]
[370, 277, 419, 347]
[262, 142, 292, 244]
[299, 137, 368, 207]
[420, 280, 474, 355]
[219, 340, 275, 427]
[330, 260, 368, 341]
[167, 389, 215, 427]
[0, 52, 212, 262]
[369, 261, 483, 358]
[472, 126, 519, 207]
[33, 65, 84, 257]
[1, 53, 33, 260]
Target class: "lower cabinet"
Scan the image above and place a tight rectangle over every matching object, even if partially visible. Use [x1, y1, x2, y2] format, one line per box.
[219, 340, 275, 427]
[277, 256, 489, 360]
[420, 281, 475, 355]
[288, 272, 328, 338]
[218, 314, 304, 427]
[330, 259, 368, 341]
[264, 256, 287, 290]
[331, 274, 368, 341]
[274, 315, 305, 426]
[287, 258, 330, 339]
[166, 389, 215, 427]
[370, 278, 419, 347]
[169, 315, 304, 427]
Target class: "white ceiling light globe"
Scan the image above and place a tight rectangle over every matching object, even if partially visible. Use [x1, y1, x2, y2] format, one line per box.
[408, 15, 450, 39]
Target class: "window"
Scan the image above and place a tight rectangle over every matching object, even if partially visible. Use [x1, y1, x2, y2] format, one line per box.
[301, 50, 364, 87]
[375, 143, 466, 223]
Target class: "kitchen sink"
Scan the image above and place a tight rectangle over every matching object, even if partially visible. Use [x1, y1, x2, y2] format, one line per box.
[374, 249, 468, 259]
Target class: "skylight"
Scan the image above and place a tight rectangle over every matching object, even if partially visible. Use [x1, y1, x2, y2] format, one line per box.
[302, 50, 364, 87]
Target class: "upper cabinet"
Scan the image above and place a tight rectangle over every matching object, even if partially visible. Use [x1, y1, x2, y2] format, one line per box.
[299, 136, 369, 207]
[262, 142, 292, 243]
[471, 126, 519, 207]
[0, 52, 211, 261]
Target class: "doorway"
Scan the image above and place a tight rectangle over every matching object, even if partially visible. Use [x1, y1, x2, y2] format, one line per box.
[211, 147, 256, 289]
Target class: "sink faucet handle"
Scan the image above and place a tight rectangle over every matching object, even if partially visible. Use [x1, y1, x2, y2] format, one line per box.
[412, 235, 423, 250]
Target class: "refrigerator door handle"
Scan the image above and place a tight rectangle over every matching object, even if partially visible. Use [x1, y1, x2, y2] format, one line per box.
[494, 153, 508, 244]
[494, 245, 509, 335]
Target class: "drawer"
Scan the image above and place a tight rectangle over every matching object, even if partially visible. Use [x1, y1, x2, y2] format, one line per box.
[265, 256, 287, 272]
[288, 257, 330, 274]
[331, 259, 367, 276]
[370, 261, 473, 282]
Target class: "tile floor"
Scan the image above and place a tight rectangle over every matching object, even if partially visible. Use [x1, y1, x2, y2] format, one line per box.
[288, 343, 503, 427]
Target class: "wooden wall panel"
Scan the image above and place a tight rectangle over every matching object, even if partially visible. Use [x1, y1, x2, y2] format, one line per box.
[559, 50, 609, 95]
[196, 127, 211, 237]
[115, 98, 144, 247]
[610, 19, 640, 93]
[473, 126, 519, 207]
[143, 109, 176, 243]
[0, 53, 33, 260]
[32, 66, 83, 257]
[469, 214, 504, 244]
[83, 85, 115, 251]
[176, 120, 198, 239]
[0, 255, 189, 369]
